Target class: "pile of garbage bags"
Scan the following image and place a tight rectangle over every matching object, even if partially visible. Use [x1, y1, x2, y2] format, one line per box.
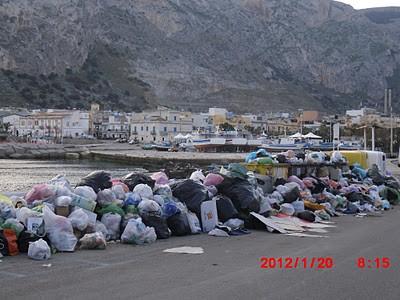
[0, 160, 398, 260]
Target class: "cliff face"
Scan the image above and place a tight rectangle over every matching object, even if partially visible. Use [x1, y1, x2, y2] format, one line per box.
[0, 0, 399, 112]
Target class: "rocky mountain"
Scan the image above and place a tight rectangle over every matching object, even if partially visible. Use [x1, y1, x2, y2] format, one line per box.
[0, 0, 400, 113]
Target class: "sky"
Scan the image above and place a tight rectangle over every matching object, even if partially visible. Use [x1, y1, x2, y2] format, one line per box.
[337, 0, 400, 9]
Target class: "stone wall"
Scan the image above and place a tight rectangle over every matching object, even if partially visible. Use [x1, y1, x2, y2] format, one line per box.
[0, 143, 90, 159]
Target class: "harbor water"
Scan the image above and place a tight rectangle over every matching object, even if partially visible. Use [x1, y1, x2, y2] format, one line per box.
[0, 159, 148, 193]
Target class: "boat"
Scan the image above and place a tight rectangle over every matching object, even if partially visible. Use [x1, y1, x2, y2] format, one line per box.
[259, 143, 307, 152]
[153, 142, 173, 152]
[142, 144, 155, 150]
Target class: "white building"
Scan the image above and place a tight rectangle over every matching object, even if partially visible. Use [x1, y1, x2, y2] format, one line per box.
[16, 110, 89, 139]
[131, 107, 193, 143]
[192, 113, 212, 133]
[99, 112, 131, 139]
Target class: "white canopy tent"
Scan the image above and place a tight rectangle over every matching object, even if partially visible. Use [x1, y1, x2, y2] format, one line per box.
[304, 132, 322, 139]
[173, 133, 185, 139]
[289, 132, 304, 139]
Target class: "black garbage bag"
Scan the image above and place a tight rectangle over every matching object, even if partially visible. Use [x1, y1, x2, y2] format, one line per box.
[274, 178, 288, 187]
[367, 165, 385, 186]
[276, 154, 287, 163]
[244, 212, 274, 230]
[141, 215, 171, 239]
[76, 171, 112, 192]
[217, 177, 260, 213]
[17, 230, 52, 253]
[214, 195, 238, 222]
[171, 179, 209, 215]
[296, 211, 316, 222]
[282, 186, 300, 203]
[385, 177, 400, 190]
[167, 212, 191, 236]
[122, 173, 155, 191]
[346, 191, 364, 203]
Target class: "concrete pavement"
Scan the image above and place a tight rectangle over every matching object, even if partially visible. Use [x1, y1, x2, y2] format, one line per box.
[1, 208, 399, 300]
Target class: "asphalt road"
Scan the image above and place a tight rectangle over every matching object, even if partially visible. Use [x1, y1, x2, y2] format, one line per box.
[1, 161, 399, 300]
[1, 209, 400, 300]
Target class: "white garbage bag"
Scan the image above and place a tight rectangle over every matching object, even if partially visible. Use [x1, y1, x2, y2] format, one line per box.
[28, 238, 51, 260]
[101, 213, 121, 240]
[112, 185, 126, 200]
[187, 212, 201, 234]
[43, 206, 77, 252]
[95, 220, 108, 238]
[74, 186, 97, 202]
[190, 170, 205, 183]
[121, 217, 156, 245]
[68, 208, 89, 231]
[138, 199, 162, 217]
[133, 184, 153, 200]
[97, 189, 117, 207]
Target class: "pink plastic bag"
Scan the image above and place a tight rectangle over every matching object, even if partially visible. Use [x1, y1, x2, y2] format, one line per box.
[25, 184, 56, 204]
[288, 176, 305, 190]
[111, 180, 129, 193]
[204, 174, 224, 187]
[150, 172, 169, 185]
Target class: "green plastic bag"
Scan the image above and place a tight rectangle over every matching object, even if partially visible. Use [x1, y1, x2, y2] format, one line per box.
[379, 187, 400, 205]
[227, 163, 248, 179]
[125, 205, 139, 215]
[98, 204, 125, 217]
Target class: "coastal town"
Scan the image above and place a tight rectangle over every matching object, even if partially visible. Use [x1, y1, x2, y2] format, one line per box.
[1, 1, 400, 299]
[1, 98, 399, 155]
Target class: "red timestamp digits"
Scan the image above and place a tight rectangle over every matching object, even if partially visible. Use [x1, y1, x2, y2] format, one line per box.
[356, 257, 391, 269]
[260, 257, 334, 270]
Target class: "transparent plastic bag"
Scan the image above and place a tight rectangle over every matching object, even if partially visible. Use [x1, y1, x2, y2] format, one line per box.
[121, 217, 156, 245]
[28, 238, 51, 260]
[68, 208, 89, 231]
[97, 189, 117, 207]
[101, 213, 121, 240]
[138, 199, 162, 217]
[112, 185, 126, 200]
[95, 220, 108, 238]
[74, 186, 97, 202]
[79, 232, 106, 250]
[133, 184, 153, 200]
[43, 206, 77, 252]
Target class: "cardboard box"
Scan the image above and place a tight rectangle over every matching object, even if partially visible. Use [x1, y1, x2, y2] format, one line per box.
[55, 205, 70, 217]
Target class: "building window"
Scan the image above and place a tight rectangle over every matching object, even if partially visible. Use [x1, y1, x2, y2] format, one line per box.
[153, 137, 156, 141]
[174, 116, 177, 121]
[174, 127, 177, 132]
[141, 126, 143, 131]
[141, 137, 144, 141]
[146, 126, 148, 131]
[134, 126, 137, 132]
[164, 127, 167, 132]
[152, 126, 155, 132]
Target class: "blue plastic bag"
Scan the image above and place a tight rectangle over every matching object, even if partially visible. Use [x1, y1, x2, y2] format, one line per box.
[124, 192, 141, 207]
[162, 201, 181, 218]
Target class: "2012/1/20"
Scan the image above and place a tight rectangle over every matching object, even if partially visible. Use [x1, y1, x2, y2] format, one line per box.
[260, 257, 335, 269]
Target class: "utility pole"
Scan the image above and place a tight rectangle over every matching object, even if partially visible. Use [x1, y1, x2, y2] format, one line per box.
[389, 89, 393, 157]
[364, 126, 367, 150]
[371, 126, 375, 151]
